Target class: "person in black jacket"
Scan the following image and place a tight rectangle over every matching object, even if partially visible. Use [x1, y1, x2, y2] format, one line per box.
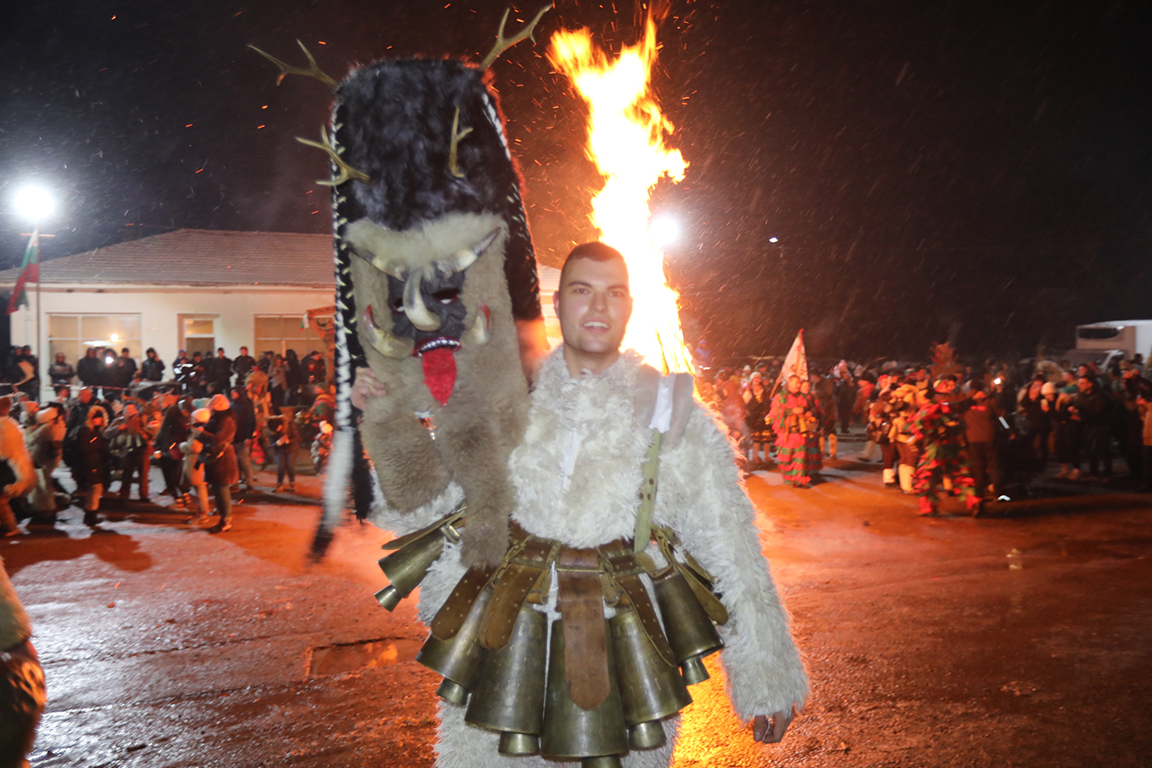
[229, 385, 256, 491]
[231, 346, 256, 385]
[76, 348, 102, 390]
[1074, 375, 1114, 480]
[200, 395, 238, 533]
[140, 348, 165, 382]
[75, 405, 111, 526]
[206, 348, 232, 395]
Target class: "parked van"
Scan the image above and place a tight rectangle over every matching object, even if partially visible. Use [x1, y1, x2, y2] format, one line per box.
[1075, 320, 1152, 362]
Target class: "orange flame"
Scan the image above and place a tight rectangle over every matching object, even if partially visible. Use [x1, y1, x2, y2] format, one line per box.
[549, 18, 693, 374]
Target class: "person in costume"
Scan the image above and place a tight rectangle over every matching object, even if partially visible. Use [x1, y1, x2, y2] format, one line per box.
[768, 374, 819, 488]
[354, 244, 807, 768]
[909, 376, 979, 516]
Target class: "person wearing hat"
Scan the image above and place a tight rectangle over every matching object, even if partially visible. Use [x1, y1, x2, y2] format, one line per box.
[180, 408, 214, 524]
[200, 394, 238, 532]
[75, 405, 111, 526]
[106, 402, 154, 502]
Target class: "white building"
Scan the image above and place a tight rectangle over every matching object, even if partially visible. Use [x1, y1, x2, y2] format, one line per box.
[0, 229, 335, 399]
[0, 227, 563, 399]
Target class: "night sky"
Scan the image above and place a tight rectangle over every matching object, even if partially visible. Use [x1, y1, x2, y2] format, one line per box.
[2, 0, 1150, 362]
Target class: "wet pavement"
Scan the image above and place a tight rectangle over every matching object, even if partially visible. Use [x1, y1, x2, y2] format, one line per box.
[4, 454, 1151, 767]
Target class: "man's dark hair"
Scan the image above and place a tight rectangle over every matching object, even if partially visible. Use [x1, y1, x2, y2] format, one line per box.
[121, 348, 130, 354]
[558, 242, 627, 288]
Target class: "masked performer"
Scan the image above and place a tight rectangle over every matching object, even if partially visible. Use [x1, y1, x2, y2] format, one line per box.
[258, 11, 805, 767]
[767, 375, 819, 488]
[363, 244, 807, 768]
[910, 376, 979, 516]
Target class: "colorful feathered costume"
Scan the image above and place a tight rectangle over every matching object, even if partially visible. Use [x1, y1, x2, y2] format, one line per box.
[910, 400, 977, 514]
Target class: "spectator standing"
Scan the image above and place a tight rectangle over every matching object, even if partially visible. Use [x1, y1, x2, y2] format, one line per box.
[200, 394, 238, 533]
[229, 385, 256, 492]
[154, 395, 190, 506]
[207, 347, 232, 395]
[961, 380, 1001, 499]
[105, 402, 153, 502]
[268, 354, 288, 408]
[231, 346, 256, 384]
[140, 348, 165, 382]
[186, 352, 208, 397]
[181, 408, 213, 523]
[266, 412, 298, 493]
[76, 348, 101, 390]
[1074, 375, 1114, 480]
[75, 405, 110, 526]
[48, 352, 75, 388]
[172, 350, 193, 393]
[744, 373, 771, 467]
[284, 349, 304, 405]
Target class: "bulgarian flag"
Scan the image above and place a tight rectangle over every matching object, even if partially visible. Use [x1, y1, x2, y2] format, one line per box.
[7, 227, 40, 315]
[773, 329, 809, 394]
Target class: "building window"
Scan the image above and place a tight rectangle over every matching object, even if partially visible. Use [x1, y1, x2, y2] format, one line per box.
[254, 314, 328, 357]
[179, 314, 217, 357]
[49, 313, 142, 367]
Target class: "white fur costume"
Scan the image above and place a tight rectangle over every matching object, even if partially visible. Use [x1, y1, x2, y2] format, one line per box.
[370, 349, 808, 768]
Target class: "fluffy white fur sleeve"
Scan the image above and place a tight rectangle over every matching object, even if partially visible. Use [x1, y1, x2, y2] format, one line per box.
[655, 405, 809, 720]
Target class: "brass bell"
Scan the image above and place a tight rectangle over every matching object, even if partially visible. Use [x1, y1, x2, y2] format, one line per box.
[374, 531, 446, 611]
[466, 604, 548, 754]
[582, 757, 623, 768]
[416, 587, 493, 704]
[653, 568, 723, 683]
[540, 617, 628, 762]
[610, 604, 691, 749]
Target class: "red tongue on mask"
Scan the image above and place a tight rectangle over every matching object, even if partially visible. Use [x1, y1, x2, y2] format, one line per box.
[422, 347, 457, 406]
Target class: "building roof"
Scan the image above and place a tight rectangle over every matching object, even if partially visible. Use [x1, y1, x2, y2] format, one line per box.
[0, 228, 335, 288]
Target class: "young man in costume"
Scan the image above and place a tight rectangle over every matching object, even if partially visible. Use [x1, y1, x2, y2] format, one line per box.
[356, 243, 807, 767]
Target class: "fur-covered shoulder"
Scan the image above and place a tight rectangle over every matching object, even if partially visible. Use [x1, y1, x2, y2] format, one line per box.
[0, 556, 32, 651]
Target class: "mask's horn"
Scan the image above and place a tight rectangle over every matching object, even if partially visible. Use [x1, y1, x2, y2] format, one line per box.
[404, 269, 443, 332]
[437, 227, 501, 276]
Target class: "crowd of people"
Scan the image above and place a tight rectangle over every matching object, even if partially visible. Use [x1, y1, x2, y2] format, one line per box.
[699, 352, 1152, 513]
[0, 345, 337, 538]
[30, 344, 329, 404]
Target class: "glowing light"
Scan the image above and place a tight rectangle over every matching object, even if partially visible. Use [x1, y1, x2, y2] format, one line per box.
[549, 18, 693, 374]
[13, 185, 54, 222]
[110, 333, 119, 342]
[769, 236, 779, 243]
[648, 215, 680, 249]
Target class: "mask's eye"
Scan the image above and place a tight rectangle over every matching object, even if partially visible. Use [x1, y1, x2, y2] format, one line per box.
[433, 287, 461, 305]
[391, 296, 405, 314]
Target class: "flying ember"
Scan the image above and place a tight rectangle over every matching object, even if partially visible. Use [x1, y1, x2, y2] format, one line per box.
[548, 17, 693, 374]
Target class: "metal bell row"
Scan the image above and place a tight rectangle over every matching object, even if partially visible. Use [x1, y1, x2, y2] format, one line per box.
[653, 567, 724, 685]
[374, 519, 461, 611]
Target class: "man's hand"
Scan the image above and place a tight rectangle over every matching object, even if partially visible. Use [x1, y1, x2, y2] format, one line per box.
[753, 708, 798, 743]
[351, 367, 387, 411]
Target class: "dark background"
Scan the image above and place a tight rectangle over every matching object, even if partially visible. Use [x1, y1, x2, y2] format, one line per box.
[2, 0, 1149, 361]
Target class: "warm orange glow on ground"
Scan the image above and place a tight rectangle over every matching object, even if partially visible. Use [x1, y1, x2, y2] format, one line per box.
[673, 655, 769, 766]
[549, 19, 693, 374]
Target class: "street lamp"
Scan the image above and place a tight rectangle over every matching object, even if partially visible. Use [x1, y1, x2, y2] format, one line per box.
[11, 184, 55, 397]
[13, 185, 54, 223]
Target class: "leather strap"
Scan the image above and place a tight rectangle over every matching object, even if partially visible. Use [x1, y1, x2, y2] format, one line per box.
[556, 547, 609, 711]
[632, 431, 662, 553]
[603, 549, 676, 666]
[430, 566, 493, 640]
[479, 538, 555, 651]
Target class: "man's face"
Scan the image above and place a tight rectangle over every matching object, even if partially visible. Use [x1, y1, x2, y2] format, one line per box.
[1077, 377, 1091, 392]
[79, 388, 92, 403]
[121, 350, 130, 358]
[936, 379, 956, 395]
[218, 350, 225, 358]
[786, 376, 800, 394]
[240, 347, 248, 356]
[553, 257, 632, 359]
